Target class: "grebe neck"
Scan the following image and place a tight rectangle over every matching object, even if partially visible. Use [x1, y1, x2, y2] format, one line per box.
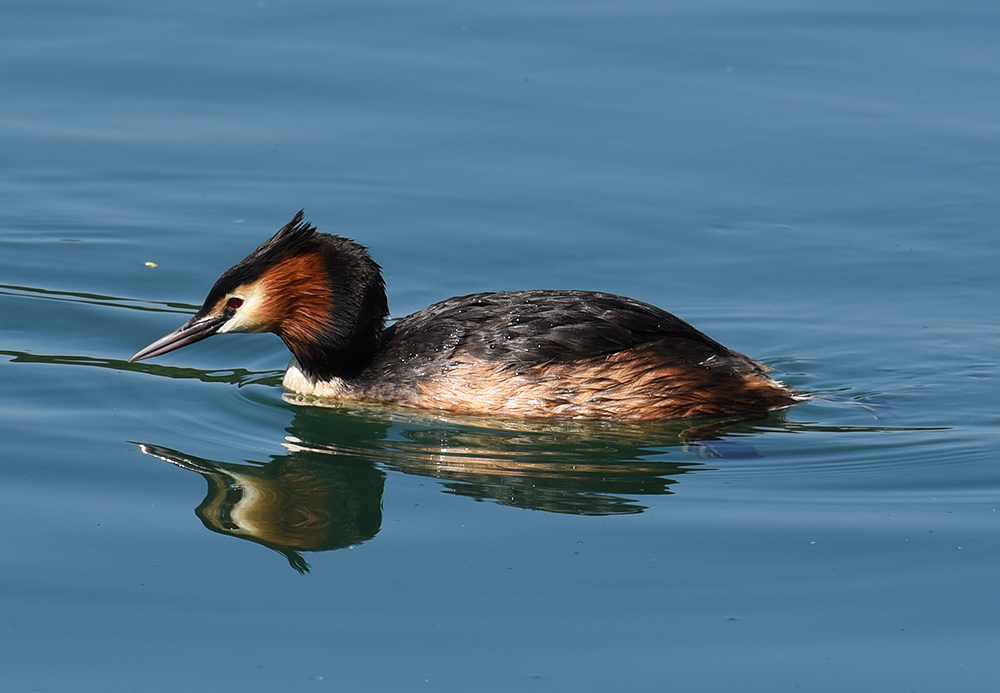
[271, 246, 388, 382]
[276, 289, 387, 383]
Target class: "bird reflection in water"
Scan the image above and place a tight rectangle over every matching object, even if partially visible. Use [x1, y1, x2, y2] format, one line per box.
[136, 406, 786, 571]
[138, 442, 385, 573]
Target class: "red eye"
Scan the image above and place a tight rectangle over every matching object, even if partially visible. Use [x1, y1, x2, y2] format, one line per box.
[226, 297, 244, 310]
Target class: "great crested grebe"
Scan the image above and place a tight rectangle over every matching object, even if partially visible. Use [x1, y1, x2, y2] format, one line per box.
[130, 211, 800, 421]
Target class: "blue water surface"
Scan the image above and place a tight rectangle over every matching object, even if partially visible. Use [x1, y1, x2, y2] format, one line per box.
[2, 1, 998, 691]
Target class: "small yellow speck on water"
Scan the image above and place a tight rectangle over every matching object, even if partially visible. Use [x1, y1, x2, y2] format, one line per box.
[144, 262, 158, 268]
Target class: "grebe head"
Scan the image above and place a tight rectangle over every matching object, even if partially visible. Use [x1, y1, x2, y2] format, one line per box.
[129, 211, 388, 380]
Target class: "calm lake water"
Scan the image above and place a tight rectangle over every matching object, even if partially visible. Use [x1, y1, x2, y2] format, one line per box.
[2, 1, 998, 691]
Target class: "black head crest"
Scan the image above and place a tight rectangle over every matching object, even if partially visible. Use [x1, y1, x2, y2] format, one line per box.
[198, 211, 322, 314]
[255, 210, 318, 259]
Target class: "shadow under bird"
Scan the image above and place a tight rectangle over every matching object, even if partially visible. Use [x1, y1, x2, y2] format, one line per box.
[130, 211, 801, 420]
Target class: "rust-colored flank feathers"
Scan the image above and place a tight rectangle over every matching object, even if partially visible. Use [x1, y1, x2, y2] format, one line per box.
[405, 347, 793, 421]
[131, 211, 801, 421]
